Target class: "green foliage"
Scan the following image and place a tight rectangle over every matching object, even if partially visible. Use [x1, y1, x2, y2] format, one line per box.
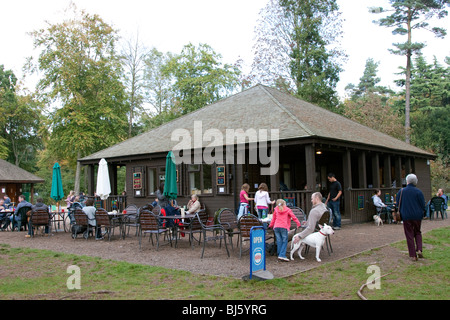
[279, 0, 343, 110]
[345, 58, 394, 100]
[0, 65, 43, 169]
[29, 6, 128, 163]
[164, 43, 241, 115]
[373, 0, 450, 142]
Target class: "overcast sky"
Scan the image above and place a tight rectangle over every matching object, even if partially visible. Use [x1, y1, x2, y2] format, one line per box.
[1, 0, 449, 99]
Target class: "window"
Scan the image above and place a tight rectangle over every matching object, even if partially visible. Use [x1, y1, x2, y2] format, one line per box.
[147, 168, 157, 195]
[188, 164, 212, 195]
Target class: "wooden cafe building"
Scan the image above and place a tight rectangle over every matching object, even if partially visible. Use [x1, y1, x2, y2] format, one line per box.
[0, 159, 45, 205]
[79, 85, 435, 223]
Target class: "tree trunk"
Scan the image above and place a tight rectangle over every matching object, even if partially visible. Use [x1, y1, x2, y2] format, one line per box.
[74, 151, 81, 194]
[404, 8, 412, 144]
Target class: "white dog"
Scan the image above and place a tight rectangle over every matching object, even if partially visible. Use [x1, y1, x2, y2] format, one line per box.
[373, 215, 383, 226]
[290, 224, 335, 262]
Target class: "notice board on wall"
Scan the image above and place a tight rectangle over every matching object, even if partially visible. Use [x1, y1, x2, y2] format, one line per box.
[216, 165, 226, 186]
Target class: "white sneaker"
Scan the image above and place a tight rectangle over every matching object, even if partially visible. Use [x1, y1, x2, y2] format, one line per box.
[278, 257, 289, 262]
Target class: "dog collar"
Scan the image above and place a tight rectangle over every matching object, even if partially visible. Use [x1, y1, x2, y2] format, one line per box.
[319, 231, 326, 236]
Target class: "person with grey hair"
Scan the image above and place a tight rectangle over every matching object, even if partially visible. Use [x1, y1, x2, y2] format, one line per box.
[396, 174, 426, 261]
[293, 192, 328, 242]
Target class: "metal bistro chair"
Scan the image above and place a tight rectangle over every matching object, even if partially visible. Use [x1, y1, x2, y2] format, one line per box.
[290, 206, 307, 232]
[72, 208, 94, 240]
[29, 208, 51, 237]
[123, 204, 139, 236]
[194, 210, 229, 259]
[12, 206, 31, 231]
[218, 208, 240, 250]
[238, 214, 263, 259]
[429, 197, 447, 220]
[182, 209, 208, 249]
[305, 208, 333, 256]
[138, 209, 170, 250]
[95, 208, 120, 241]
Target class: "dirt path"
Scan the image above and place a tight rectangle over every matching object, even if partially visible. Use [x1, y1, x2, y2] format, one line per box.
[1, 217, 448, 279]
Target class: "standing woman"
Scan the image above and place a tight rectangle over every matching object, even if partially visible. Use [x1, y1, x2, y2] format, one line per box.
[397, 174, 426, 261]
[254, 183, 274, 219]
[238, 183, 253, 219]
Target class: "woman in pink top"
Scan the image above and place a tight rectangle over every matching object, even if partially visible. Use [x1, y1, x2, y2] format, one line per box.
[238, 183, 253, 219]
[269, 199, 301, 262]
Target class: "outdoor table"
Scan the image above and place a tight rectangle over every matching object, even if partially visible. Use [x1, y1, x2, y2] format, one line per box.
[50, 211, 67, 232]
[0, 210, 14, 230]
[107, 212, 126, 239]
[160, 213, 196, 247]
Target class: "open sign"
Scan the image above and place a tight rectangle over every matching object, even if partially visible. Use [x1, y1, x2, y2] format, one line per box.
[249, 227, 266, 278]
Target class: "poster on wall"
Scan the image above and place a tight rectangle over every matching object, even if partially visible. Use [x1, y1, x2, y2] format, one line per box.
[133, 172, 142, 190]
[216, 166, 225, 186]
[358, 195, 364, 210]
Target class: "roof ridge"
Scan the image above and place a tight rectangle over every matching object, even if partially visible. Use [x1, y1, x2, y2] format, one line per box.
[258, 85, 314, 136]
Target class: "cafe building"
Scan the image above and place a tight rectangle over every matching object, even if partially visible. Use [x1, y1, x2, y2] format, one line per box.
[79, 85, 435, 223]
[0, 159, 45, 205]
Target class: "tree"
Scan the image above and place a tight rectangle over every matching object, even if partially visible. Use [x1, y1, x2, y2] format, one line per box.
[345, 58, 394, 100]
[0, 66, 42, 168]
[343, 93, 404, 140]
[27, 5, 128, 193]
[0, 65, 17, 159]
[120, 32, 147, 138]
[251, 0, 345, 110]
[372, 0, 450, 143]
[408, 55, 450, 163]
[250, 0, 296, 92]
[143, 48, 174, 116]
[164, 43, 241, 115]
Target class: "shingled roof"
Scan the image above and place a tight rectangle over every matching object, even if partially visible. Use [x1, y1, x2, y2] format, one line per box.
[79, 84, 434, 162]
[0, 159, 45, 183]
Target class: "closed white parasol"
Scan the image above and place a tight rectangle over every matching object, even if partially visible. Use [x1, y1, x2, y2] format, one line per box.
[96, 158, 111, 200]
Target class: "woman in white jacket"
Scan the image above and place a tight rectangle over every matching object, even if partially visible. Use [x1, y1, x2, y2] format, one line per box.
[254, 183, 275, 219]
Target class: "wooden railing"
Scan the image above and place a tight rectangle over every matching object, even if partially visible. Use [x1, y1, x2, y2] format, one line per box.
[347, 188, 401, 223]
[87, 195, 128, 212]
[248, 190, 313, 214]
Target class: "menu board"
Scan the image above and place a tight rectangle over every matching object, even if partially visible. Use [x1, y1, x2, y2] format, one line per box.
[216, 166, 225, 186]
[133, 172, 142, 190]
[358, 195, 364, 210]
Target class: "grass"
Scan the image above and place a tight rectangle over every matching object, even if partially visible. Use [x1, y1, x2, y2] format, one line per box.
[0, 226, 449, 300]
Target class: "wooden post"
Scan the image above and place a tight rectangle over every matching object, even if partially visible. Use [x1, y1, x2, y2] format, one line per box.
[358, 151, 367, 188]
[305, 145, 316, 191]
[343, 150, 352, 220]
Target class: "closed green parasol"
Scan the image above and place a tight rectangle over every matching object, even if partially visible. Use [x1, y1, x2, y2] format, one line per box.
[50, 162, 64, 201]
[163, 151, 178, 200]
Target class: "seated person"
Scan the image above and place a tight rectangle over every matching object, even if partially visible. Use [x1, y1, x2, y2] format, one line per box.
[0, 199, 8, 231]
[3, 195, 11, 209]
[425, 188, 448, 218]
[7, 195, 32, 231]
[372, 189, 395, 214]
[293, 192, 327, 242]
[26, 198, 50, 238]
[186, 194, 201, 214]
[82, 199, 102, 240]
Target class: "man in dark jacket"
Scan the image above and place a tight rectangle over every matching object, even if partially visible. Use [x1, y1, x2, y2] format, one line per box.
[26, 198, 50, 237]
[4, 194, 32, 231]
[397, 174, 425, 261]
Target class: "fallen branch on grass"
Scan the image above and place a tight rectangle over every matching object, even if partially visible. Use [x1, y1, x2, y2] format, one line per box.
[357, 273, 391, 300]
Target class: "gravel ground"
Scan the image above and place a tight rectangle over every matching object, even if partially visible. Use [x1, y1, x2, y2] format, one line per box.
[0, 217, 448, 279]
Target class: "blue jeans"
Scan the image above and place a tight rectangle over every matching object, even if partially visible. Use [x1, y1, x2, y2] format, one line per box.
[257, 208, 268, 219]
[328, 200, 341, 228]
[237, 203, 249, 220]
[274, 228, 288, 259]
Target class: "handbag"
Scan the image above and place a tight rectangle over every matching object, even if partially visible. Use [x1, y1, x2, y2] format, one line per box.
[394, 189, 403, 222]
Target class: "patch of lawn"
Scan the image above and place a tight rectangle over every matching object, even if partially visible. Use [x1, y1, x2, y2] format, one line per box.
[0, 226, 448, 300]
